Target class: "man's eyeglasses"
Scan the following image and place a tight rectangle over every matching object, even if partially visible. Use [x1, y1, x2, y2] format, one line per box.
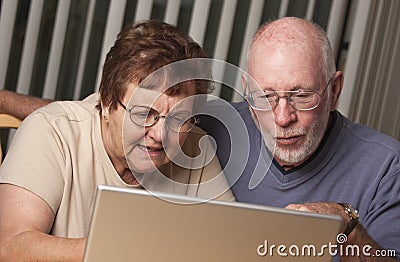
[245, 79, 332, 111]
[118, 100, 199, 133]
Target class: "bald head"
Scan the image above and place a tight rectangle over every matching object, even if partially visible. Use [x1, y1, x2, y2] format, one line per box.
[248, 17, 336, 82]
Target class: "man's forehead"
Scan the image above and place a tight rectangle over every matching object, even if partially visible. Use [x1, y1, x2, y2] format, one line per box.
[248, 42, 323, 80]
[247, 60, 323, 91]
[250, 39, 318, 61]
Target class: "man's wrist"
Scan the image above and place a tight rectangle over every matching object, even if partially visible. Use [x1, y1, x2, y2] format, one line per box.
[338, 203, 359, 237]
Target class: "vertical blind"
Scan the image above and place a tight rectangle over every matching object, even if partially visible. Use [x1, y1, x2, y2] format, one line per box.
[0, 0, 342, 103]
[0, 0, 352, 156]
[7, 0, 400, 154]
[338, 0, 400, 139]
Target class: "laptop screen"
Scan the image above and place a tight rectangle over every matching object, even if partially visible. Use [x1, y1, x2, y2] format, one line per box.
[84, 185, 342, 261]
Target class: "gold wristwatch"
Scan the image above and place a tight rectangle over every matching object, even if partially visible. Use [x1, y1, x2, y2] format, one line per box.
[339, 203, 359, 236]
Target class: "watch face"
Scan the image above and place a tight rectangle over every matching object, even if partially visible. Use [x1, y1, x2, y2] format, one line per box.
[339, 203, 359, 236]
[342, 203, 359, 220]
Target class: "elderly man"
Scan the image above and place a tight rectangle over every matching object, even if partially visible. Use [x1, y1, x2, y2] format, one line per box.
[200, 17, 400, 261]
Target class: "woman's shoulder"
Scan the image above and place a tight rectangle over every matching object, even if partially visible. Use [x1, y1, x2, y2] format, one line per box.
[31, 93, 99, 124]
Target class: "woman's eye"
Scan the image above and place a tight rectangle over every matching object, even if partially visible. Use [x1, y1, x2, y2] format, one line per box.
[170, 114, 189, 123]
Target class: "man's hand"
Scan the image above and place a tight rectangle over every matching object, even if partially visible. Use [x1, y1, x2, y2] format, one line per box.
[285, 202, 348, 233]
[0, 90, 52, 119]
[285, 202, 399, 261]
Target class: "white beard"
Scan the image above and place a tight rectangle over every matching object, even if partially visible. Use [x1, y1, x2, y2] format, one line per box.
[260, 104, 331, 166]
[271, 121, 326, 165]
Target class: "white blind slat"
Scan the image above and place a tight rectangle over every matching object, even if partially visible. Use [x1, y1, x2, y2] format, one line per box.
[16, 0, 45, 95]
[231, 0, 265, 102]
[355, 1, 382, 123]
[374, 1, 399, 132]
[135, 0, 154, 21]
[42, 0, 72, 99]
[305, 0, 316, 20]
[278, 0, 289, 18]
[0, 0, 18, 89]
[338, 0, 374, 117]
[326, 0, 350, 61]
[95, 0, 127, 92]
[210, 0, 238, 97]
[164, 0, 181, 25]
[73, 0, 97, 100]
[189, 0, 212, 47]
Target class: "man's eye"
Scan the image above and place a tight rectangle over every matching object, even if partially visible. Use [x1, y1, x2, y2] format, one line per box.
[293, 93, 313, 99]
[262, 93, 277, 101]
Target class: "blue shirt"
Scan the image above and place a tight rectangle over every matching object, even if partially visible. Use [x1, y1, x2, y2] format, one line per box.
[199, 100, 400, 258]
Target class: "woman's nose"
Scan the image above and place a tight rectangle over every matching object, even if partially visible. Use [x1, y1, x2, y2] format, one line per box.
[146, 117, 168, 142]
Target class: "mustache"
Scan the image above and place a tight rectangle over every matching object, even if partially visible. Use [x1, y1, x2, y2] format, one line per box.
[272, 127, 307, 138]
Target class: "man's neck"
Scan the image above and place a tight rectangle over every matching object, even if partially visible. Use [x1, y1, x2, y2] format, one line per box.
[279, 161, 306, 171]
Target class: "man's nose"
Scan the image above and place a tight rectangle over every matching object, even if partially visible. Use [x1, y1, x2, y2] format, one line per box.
[273, 97, 297, 127]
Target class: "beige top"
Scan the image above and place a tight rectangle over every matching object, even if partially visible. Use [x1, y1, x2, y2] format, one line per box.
[0, 94, 234, 238]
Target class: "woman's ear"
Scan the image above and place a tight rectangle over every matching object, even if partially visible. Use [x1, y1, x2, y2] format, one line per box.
[101, 102, 111, 122]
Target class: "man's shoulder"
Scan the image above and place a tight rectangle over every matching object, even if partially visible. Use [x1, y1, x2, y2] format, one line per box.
[203, 99, 248, 112]
[230, 101, 250, 112]
[340, 113, 400, 156]
[200, 100, 254, 132]
[203, 99, 252, 122]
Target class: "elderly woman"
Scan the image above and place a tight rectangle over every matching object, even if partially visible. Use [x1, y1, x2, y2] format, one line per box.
[0, 20, 234, 261]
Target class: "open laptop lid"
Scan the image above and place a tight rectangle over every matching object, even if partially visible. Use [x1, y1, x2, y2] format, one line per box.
[84, 185, 342, 261]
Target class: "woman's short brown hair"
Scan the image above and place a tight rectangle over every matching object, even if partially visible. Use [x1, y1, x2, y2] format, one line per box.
[99, 20, 210, 111]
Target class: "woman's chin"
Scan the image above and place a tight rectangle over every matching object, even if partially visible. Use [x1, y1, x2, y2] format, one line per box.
[127, 160, 165, 174]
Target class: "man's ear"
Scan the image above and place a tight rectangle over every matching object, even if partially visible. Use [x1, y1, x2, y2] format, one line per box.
[241, 74, 248, 93]
[329, 71, 344, 111]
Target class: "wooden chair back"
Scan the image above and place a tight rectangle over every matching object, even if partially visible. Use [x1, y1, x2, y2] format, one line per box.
[0, 114, 22, 165]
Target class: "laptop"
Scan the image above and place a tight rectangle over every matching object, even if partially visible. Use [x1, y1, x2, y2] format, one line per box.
[83, 185, 343, 262]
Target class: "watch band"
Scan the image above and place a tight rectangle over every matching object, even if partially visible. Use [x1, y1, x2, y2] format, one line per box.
[343, 219, 359, 236]
[339, 203, 359, 236]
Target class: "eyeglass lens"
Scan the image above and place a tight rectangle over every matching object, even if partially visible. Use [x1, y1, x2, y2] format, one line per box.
[129, 106, 196, 132]
[250, 91, 320, 110]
